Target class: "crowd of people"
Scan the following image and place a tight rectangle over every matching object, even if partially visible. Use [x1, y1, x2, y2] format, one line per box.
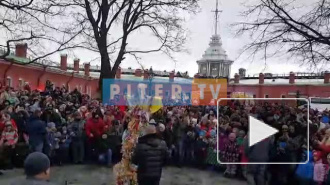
[1, 81, 330, 185]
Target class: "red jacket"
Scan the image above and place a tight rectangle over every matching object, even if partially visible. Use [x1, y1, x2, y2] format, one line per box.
[318, 144, 330, 163]
[85, 118, 105, 139]
[114, 111, 124, 121]
[0, 119, 17, 133]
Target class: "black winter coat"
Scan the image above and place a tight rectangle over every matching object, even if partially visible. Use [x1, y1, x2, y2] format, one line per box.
[132, 133, 168, 179]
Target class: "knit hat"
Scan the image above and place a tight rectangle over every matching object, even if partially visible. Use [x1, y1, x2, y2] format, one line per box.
[24, 152, 50, 177]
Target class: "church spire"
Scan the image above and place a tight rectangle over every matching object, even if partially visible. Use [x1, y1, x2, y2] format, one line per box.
[212, 0, 222, 35]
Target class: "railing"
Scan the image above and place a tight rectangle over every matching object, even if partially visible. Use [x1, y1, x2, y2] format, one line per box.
[251, 72, 327, 78]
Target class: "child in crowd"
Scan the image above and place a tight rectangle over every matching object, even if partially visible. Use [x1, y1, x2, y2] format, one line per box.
[195, 130, 208, 169]
[0, 121, 18, 169]
[55, 126, 71, 165]
[223, 132, 239, 178]
[45, 122, 58, 158]
[205, 128, 218, 170]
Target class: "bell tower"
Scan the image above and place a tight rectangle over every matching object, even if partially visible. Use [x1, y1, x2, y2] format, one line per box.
[197, 0, 233, 78]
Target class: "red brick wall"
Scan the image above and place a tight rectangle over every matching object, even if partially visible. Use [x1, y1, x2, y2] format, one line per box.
[0, 60, 99, 97]
[1, 59, 330, 99]
[229, 84, 330, 98]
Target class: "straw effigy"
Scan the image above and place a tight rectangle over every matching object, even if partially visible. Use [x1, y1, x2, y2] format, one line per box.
[113, 96, 162, 185]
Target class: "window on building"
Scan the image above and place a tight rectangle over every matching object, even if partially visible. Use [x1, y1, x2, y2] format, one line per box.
[253, 94, 256, 98]
[6, 77, 12, 87]
[265, 94, 269, 98]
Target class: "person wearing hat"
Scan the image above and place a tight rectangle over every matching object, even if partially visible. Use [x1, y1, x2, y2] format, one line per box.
[149, 119, 157, 126]
[10, 152, 56, 185]
[132, 125, 168, 185]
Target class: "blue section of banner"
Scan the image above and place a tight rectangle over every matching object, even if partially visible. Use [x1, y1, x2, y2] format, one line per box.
[102, 78, 192, 106]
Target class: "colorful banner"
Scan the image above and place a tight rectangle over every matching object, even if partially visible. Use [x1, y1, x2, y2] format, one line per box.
[102, 78, 227, 106]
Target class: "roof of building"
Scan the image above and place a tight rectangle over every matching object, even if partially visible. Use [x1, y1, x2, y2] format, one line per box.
[230, 78, 325, 85]
[197, 35, 233, 63]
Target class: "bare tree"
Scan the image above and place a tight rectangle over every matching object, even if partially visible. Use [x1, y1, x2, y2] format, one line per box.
[48, 0, 199, 86]
[235, 0, 330, 68]
[0, 0, 85, 64]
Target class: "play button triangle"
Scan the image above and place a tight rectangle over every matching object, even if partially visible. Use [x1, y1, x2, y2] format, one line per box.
[249, 116, 278, 147]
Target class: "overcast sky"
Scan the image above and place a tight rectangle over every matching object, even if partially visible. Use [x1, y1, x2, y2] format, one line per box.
[3, 0, 327, 78]
[107, 0, 327, 77]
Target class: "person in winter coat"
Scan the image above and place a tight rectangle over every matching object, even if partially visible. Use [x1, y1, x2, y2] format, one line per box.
[85, 112, 105, 141]
[97, 133, 113, 167]
[314, 150, 326, 185]
[132, 125, 168, 185]
[0, 112, 17, 131]
[85, 112, 105, 160]
[163, 118, 174, 160]
[0, 121, 18, 169]
[0, 121, 18, 146]
[44, 122, 58, 158]
[295, 151, 314, 185]
[325, 153, 330, 185]
[172, 115, 186, 166]
[184, 122, 197, 164]
[223, 132, 239, 177]
[244, 133, 273, 185]
[11, 106, 29, 142]
[107, 120, 122, 163]
[54, 126, 71, 165]
[26, 110, 47, 153]
[68, 111, 85, 164]
[41, 104, 62, 128]
[10, 152, 56, 185]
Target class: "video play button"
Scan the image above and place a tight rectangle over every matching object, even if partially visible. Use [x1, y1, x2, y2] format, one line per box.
[249, 116, 278, 147]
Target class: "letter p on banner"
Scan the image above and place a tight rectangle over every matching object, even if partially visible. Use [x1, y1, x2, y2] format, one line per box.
[192, 78, 227, 106]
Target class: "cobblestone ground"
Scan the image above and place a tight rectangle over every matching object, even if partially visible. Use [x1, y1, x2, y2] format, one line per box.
[0, 165, 246, 185]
